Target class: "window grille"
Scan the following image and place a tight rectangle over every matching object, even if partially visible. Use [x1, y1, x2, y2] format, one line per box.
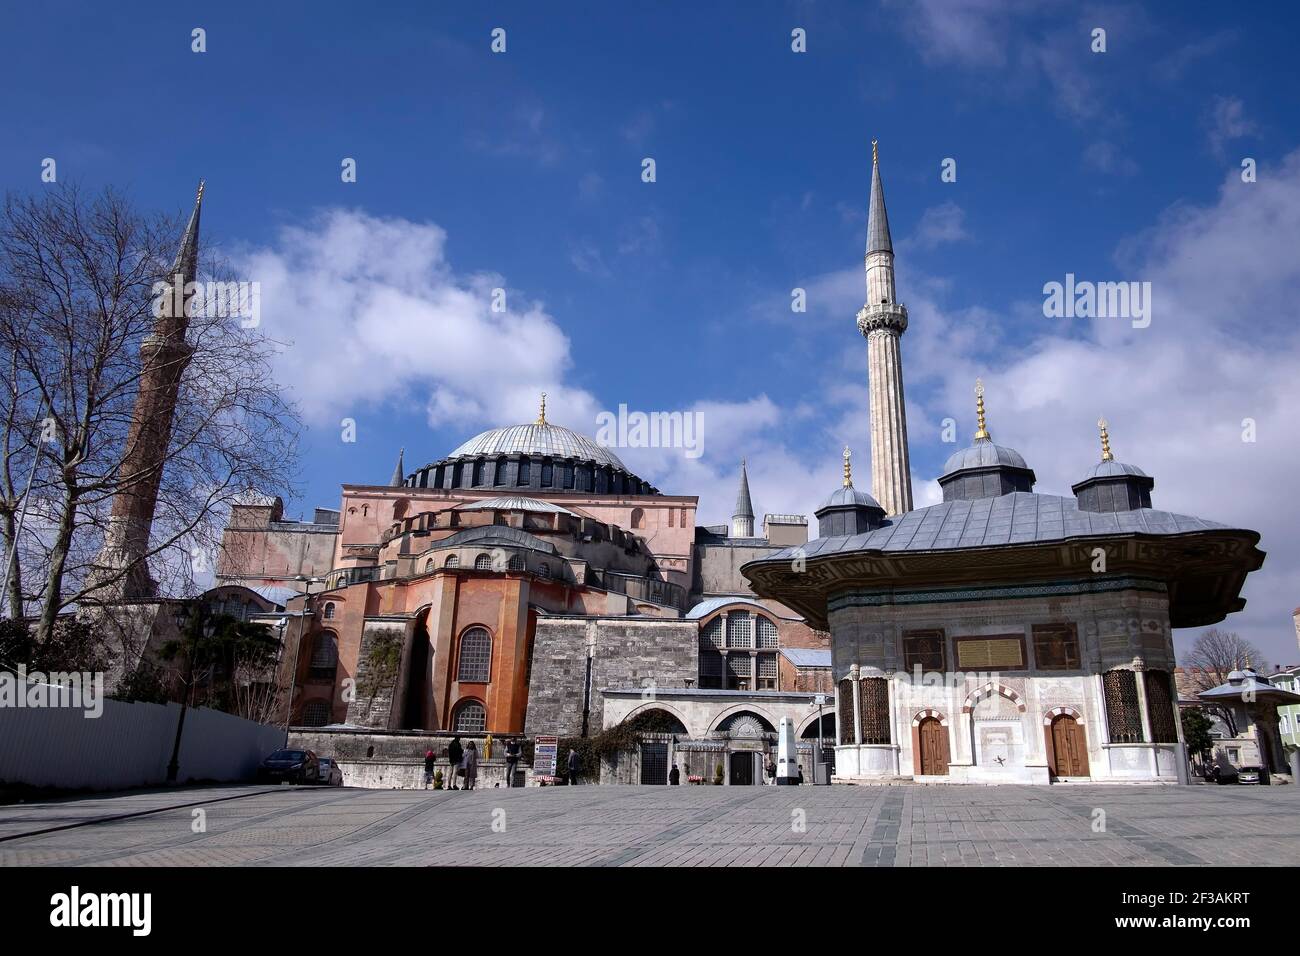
[457, 628, 492, 683]
[727, 612, 752, 649]
[702, 618, 723, 648]
[1144, 669, 1179, 743]
[838, 679, 855, 744]
[474, 553, 493, 571]
[860, 677, 890, 745]
[756, 617, 779, 648]
[453, 701, 486, 733]
[1103, 669, 1144, 743]
[301, 699, 331, 727]
[444, 554, 459, 568]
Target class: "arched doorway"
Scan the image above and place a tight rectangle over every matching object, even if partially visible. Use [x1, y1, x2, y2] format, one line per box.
[916, 716, 949, 776]
[1048, 713, 1090, 778]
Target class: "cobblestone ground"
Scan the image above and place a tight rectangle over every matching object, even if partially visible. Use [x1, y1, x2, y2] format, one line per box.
[2, 782, 1298, 867]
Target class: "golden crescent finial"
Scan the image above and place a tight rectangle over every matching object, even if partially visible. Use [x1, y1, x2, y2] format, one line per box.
[196, 180, 205, 201]
[843, 445, 853, 488]
[537, 391, 547, 425]
[1098, 416, 1113, 462]
[974, 379, 990, 441]
[871, 139, 878, 166]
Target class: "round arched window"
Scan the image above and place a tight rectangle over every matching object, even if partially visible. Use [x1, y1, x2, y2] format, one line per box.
[474, 553, 493, 571]
[444, 554, 459, 568]
[323, 602, 336, 620]
[508, 554, 524, 571]
[453, 700, 487, 733]
[537, 563, 551, 579]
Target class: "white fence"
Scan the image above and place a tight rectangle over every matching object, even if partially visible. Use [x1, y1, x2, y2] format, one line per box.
[0, 695, 285, 791]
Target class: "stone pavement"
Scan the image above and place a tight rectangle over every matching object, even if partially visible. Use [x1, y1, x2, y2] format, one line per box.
[2, 782, 1298, 867]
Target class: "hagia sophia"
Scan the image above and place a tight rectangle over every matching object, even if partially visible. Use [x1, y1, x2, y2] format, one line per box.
[98, 142, 1266, 786]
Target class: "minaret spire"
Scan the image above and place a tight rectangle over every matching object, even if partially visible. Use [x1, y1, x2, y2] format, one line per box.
[89, 181, 205, 600]
[856, 139, 913, 516]
[731, 459, 755, 538]
[974, 379, 991, 441]
[843, 445, 853, 487]
[390, 447, 406, 486]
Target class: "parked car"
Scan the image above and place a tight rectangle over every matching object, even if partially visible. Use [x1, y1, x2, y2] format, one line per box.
[257, 749, 320, 785]
[317, 757, 343, 787]
[1237, 766, 1266, 785]
[1209, 765, 1238, 785]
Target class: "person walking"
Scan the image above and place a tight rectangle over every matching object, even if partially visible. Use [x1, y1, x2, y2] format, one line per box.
[567, 748, 580, 786]
[765, 757, 776, 786]
[423, 749, 436, 789]
[669, 764, 680, 786]
[505, 737, 521, 788]
[463, 740, 479, 791]
[447, 736, 464, 790]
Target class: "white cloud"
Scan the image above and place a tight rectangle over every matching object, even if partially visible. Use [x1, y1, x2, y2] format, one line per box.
[237, 209, 589, 431]
[907, 202, 970, 250]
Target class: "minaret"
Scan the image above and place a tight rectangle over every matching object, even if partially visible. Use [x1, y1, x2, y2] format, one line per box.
[856, 140, 913, 516]
[90, 183, 204, 600]
[731, 459, 754, 538]
[389, 447, 406, 486]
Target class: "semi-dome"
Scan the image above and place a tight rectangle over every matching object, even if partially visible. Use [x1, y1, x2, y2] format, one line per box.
[449, 422, 628, 471]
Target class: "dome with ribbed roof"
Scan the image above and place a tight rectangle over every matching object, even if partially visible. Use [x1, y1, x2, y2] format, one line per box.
[941, 438, 1030, 475]
[820, 485, 882, 511]
[449, 422, 628, 470]
[1077, 459, 1149, 481]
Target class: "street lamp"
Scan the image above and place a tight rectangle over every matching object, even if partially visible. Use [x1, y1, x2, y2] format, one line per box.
[166, 600, 217, 784]
[283, 576, 321, 737]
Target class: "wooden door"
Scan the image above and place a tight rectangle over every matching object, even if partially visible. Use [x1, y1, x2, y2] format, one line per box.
[917, 717, 949, 775]
[1050, 714, 1090, 778]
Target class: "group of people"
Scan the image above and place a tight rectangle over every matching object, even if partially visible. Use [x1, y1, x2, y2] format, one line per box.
[423, 736, 526, 790]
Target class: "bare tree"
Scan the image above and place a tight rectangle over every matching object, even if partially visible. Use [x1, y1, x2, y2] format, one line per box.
[1183, 628, 1262, 738]
[0, 184, 299, 666]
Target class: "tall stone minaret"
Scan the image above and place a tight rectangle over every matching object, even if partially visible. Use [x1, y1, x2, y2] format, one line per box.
[856, 140, 913, 516]
[389, 447, 406, 486]
[731, 459, 754, 538]
[90, 183, 204, 600]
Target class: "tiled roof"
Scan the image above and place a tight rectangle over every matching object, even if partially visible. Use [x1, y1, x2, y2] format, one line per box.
[685, 596, 771, 620]
[757, 491, 1233, 561]
[447, 423, 628, 470]
[780, 648, 832, 668]
[942, 438, 1030, 475]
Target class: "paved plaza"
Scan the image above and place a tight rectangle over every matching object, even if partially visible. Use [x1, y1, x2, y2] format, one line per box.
[2, 782, 1298, 867]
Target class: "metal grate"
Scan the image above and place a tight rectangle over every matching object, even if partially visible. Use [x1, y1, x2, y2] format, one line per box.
[757, 653, 777, 678]
[756, 616, 779, 648]
[838, 679, 854, 744]
[860, 677, 891, 745]
[727, 612, 752, 648]
[1144, 669, 1179, 743]
[1103, 669, 1144, 743]
[453, 700, 486, 733]
[702, 618, 723, 648]
[456, 627, 492, 683]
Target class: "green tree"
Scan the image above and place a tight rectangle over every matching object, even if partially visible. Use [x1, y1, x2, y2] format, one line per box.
[1181, 708, 1215, 765]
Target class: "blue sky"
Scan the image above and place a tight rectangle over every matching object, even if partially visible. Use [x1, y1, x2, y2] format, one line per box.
[5, 1, 1300, 661]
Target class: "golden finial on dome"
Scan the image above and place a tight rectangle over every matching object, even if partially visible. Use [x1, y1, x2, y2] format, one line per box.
[974, 378, 990, 441]
[1098, 416, 1113, 462]
[536, 391, 547, 426]
[871, 139, 878, 166]
[843, 445, 853, 487]
[196, 180, 205, 202]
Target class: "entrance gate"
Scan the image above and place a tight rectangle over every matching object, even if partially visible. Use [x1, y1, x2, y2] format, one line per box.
[640, 741, 668, 785]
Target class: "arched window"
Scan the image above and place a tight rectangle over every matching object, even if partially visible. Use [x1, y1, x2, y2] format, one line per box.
[508, 554, 524, 571]
[424, 558, 434, 573]
[474, 553, 493, 571]
[444, 554, 459, 568]
[309, 631, 338, 680]
[301, 699, 331, 727]
[756, 616, 778, 648]
[453, 699, 487, 733]
[727, 611, 752, 648]
[323, 602, 336, 620]
[630, 507, 646, 530]
[537, 563, 551, 579]
[392, 498, 409, 520]
[457, 627, 492, 683]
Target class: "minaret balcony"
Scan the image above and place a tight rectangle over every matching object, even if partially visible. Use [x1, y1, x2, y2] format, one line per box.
[856, 302, 909, 337]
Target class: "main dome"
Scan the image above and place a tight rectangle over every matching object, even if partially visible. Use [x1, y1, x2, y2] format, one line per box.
[448, 422, 629, 471]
